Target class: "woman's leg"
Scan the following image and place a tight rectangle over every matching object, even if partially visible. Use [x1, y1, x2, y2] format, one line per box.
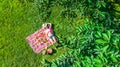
[52, 37, 56, 42]
[49, 39, 54, 44]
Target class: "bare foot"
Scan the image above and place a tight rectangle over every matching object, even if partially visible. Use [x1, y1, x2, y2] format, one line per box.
[42, 50, 47, 55]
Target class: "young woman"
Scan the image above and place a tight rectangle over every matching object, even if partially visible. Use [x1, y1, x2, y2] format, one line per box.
[41, 23, 56, 55]
[43, 23, 56, 44]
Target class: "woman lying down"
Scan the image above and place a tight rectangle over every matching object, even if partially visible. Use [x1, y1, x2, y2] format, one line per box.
[42, 23, 56, 55]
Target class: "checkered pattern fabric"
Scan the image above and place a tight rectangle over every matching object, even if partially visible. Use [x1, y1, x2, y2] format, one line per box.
[26, 27, 56, 54]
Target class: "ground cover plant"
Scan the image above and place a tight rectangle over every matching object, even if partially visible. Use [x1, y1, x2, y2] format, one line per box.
[0, 0, 120, 67]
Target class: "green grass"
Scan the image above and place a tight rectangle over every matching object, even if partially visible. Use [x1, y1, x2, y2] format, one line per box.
[0, 0, 83, 67]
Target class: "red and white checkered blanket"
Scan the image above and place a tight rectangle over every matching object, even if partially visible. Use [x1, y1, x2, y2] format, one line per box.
[26, 27, 56, 54]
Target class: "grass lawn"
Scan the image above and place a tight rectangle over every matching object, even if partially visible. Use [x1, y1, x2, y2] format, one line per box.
[0, 0, 83, 67]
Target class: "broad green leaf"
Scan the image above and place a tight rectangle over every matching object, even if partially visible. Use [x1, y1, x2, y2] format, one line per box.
[86, 63, 91, 67]
[51, 62, 57, 67]
[110, 56, 118, 62]
[102, 45, 109, 53]
[99, 12, 106, 20]
[94, 64, 102, 67]
[97, 31, 102, 37]
[95, 34, 100, 38]
[81, 61, 85, 67]
[96, 2, 101, 8]
[86, 57, 91, 64]
[101, 1, 106, 8]
[107, 31, 111, 39]
[75, 61, 81, 67]
[94, 59, 101, 64]
[93, 58, 102, 67]
[102, 33, 109, 41]
[88, 0, 91, 3]
[95, 39, 107, 44]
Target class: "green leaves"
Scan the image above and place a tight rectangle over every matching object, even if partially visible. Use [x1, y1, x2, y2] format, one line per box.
[102, 33, 109, 41]
[51, 62, 57, 67]
[107, 31, 111, 39]
[102, 45, 109, 53]
[95, 30, 112, 45]
[95, 39, 107, 44]
[110, 56, 118, 62]
[95, 31, 102, 38]
[96, 1, 106, 8]
[96, 1, 102, 8]
[93, 58, 102, 67]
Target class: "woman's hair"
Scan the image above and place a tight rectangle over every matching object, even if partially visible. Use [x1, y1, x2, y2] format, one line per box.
[42, 23, 51, 29]
[47, 24, 50, 28]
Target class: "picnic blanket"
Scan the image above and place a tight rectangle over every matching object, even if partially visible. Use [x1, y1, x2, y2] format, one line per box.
[26, 23, 56, 53]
